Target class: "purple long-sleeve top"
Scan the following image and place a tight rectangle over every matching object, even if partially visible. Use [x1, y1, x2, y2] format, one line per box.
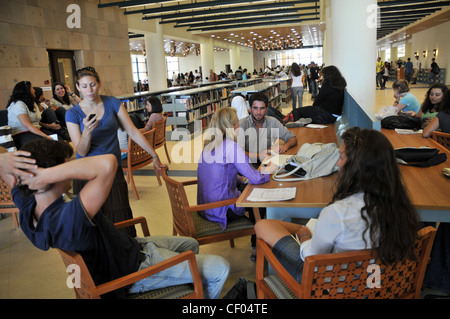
[197, 139, 270, 230]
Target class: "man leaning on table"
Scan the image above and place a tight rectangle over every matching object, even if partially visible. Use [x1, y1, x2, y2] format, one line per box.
[238, 91, 297, 165]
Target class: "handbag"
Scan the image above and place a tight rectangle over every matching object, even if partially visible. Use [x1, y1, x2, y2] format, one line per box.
[394, 147, 447, 167]
[222, 277, 256, 299]
[0, 125, 17, 152]
[381, 114, 421, 130]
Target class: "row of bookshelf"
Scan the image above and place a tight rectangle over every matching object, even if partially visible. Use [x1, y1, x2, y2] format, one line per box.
[162, 84, 234, 140]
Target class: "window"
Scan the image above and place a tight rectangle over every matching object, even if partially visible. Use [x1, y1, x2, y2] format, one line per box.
[166, 56, 179, 80]
[276, 47, 323, 67]
[131, 54, 148, 83]
[397, 44, 405, 58]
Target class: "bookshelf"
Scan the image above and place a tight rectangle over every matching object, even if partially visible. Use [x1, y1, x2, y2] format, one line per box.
[231, 81, 282, 110]
[263, 77, 291, 109]
[162, 83, 234, 140]
[116, 86, 191, 121]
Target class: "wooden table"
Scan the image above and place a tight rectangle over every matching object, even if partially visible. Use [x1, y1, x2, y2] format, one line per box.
[236, 126, 450, 222]
[237, 124, 340, 221]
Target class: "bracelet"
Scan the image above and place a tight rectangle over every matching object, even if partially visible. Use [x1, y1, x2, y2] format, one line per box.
[298, 233, 311, 243]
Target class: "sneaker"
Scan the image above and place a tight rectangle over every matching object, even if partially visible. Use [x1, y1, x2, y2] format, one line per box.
[250, 247, 256, 262]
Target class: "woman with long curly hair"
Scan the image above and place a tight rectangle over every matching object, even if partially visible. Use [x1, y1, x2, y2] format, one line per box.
[255, 127, 421, 283]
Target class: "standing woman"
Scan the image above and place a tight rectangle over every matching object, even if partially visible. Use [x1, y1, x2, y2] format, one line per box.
[7, 81, 54, 149]
[290, 62, 304, 112]
[66, 67, 167, 236]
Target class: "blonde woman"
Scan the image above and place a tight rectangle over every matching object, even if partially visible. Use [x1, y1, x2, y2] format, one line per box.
[197, 107, 269, 231]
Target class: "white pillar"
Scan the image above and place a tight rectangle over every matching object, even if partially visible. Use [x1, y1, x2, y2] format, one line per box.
[145, 20, 167, 91]
[328, 0, 377, 113]
[201, 38, 214, 77]
[229, 47, 240, 72]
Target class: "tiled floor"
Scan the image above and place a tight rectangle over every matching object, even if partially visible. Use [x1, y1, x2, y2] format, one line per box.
[0, 82, 434, 299]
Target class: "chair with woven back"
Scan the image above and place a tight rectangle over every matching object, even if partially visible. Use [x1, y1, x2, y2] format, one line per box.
[432, 131, 450, 150]
[0, 176, 19, 228]
[153, 117, 171, 163]
[121, 128, 161, 200]
[256, 226, 436, 299]
[57, 216, 203, 299]
[160, 168, 255, 248]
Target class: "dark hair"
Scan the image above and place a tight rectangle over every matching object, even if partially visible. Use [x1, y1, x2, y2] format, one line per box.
[146, 96, 163, 113]
[291, 62, 301, 77]
[443, 90, 450, 115]
[322, 65, 347, 90]
[18, 139, 73, 196]
[421, 83, 448, 114]
[333, 127, 420, 264]
[7, 81, 35, 112]
[52, 82, 71, 105]
[75, 66, 100, 84]
[249, 92, 268, 108]
[392, 79, 410, 93]
[33, 87, 43, 104]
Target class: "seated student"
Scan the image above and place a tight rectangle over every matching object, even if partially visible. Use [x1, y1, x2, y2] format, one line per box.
[285, 65, 347, 124]
[417, 83, 448, 128]
[255, 127, 421, 284]
[198, 107, 270, 230]
[392, 79, 421, 115]
[231, 95, 249, 120]
[142, 96, 164, 132]
[422, 91, 450, 298]
[2, 139, 229, 299]
[422, 89, 450, 137]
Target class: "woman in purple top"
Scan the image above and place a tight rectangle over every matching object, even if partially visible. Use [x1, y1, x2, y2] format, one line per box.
[197, 107, 270, 231]
[142, 96, 164, 132]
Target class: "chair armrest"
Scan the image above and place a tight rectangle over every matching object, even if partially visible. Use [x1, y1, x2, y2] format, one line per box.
[181, 180, 198, 186]
[256, 239, 303, 298]
[185, 198, 238, 213]
[115, 216, 150, 237]
[92, 250, 203, 298]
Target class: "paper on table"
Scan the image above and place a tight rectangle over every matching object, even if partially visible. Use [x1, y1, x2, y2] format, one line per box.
[394, 128, 423, 134]
[261, 154, 292, 166]
[247, 187, 296, 202]
[306, 124, 327, 129]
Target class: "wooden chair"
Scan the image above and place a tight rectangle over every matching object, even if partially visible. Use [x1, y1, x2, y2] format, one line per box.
[57, 216, 203, 299]
[0, 177, 19, 228]
[161, 168, 255, 248]
[432, 131, 450, 150]
[256, 226, 436, 299]
[121, 128, 161, 200]
[153, 117, 171, 163]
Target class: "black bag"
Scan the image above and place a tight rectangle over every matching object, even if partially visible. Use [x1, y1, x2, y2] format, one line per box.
[381, 114, 421, 130]
[222, 277, 257, 299]
[395, 147, 447, 167]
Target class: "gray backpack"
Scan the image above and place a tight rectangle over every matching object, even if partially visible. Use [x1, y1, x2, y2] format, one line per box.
[273, 143, 340, 181]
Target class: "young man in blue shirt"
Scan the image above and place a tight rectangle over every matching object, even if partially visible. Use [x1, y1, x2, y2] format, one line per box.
[0, 140, 229, 299]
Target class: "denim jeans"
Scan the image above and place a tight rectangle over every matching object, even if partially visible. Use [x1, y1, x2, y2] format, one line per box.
[291, 86, 304, 111]
[128, 236, 230, 298]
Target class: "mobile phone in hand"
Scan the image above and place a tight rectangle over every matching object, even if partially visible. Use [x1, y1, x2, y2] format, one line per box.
[88, 114, 95, 121]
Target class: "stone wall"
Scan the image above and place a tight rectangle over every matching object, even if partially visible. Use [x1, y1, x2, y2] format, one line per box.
[0, 0, 133, 109]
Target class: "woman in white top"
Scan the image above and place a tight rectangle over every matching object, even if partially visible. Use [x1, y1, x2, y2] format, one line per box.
[49, 82, 80, 110]
[290, 62, 304, 111]
[7, 81, 54, 148]
[231, 95, 249, 120]
[255, 127, 420, 283]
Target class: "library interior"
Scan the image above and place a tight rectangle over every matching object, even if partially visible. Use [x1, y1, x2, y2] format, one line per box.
[0, 0, 449, 301]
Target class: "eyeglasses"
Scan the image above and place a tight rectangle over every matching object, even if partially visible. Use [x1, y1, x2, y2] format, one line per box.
[76, 66, 96, 74]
